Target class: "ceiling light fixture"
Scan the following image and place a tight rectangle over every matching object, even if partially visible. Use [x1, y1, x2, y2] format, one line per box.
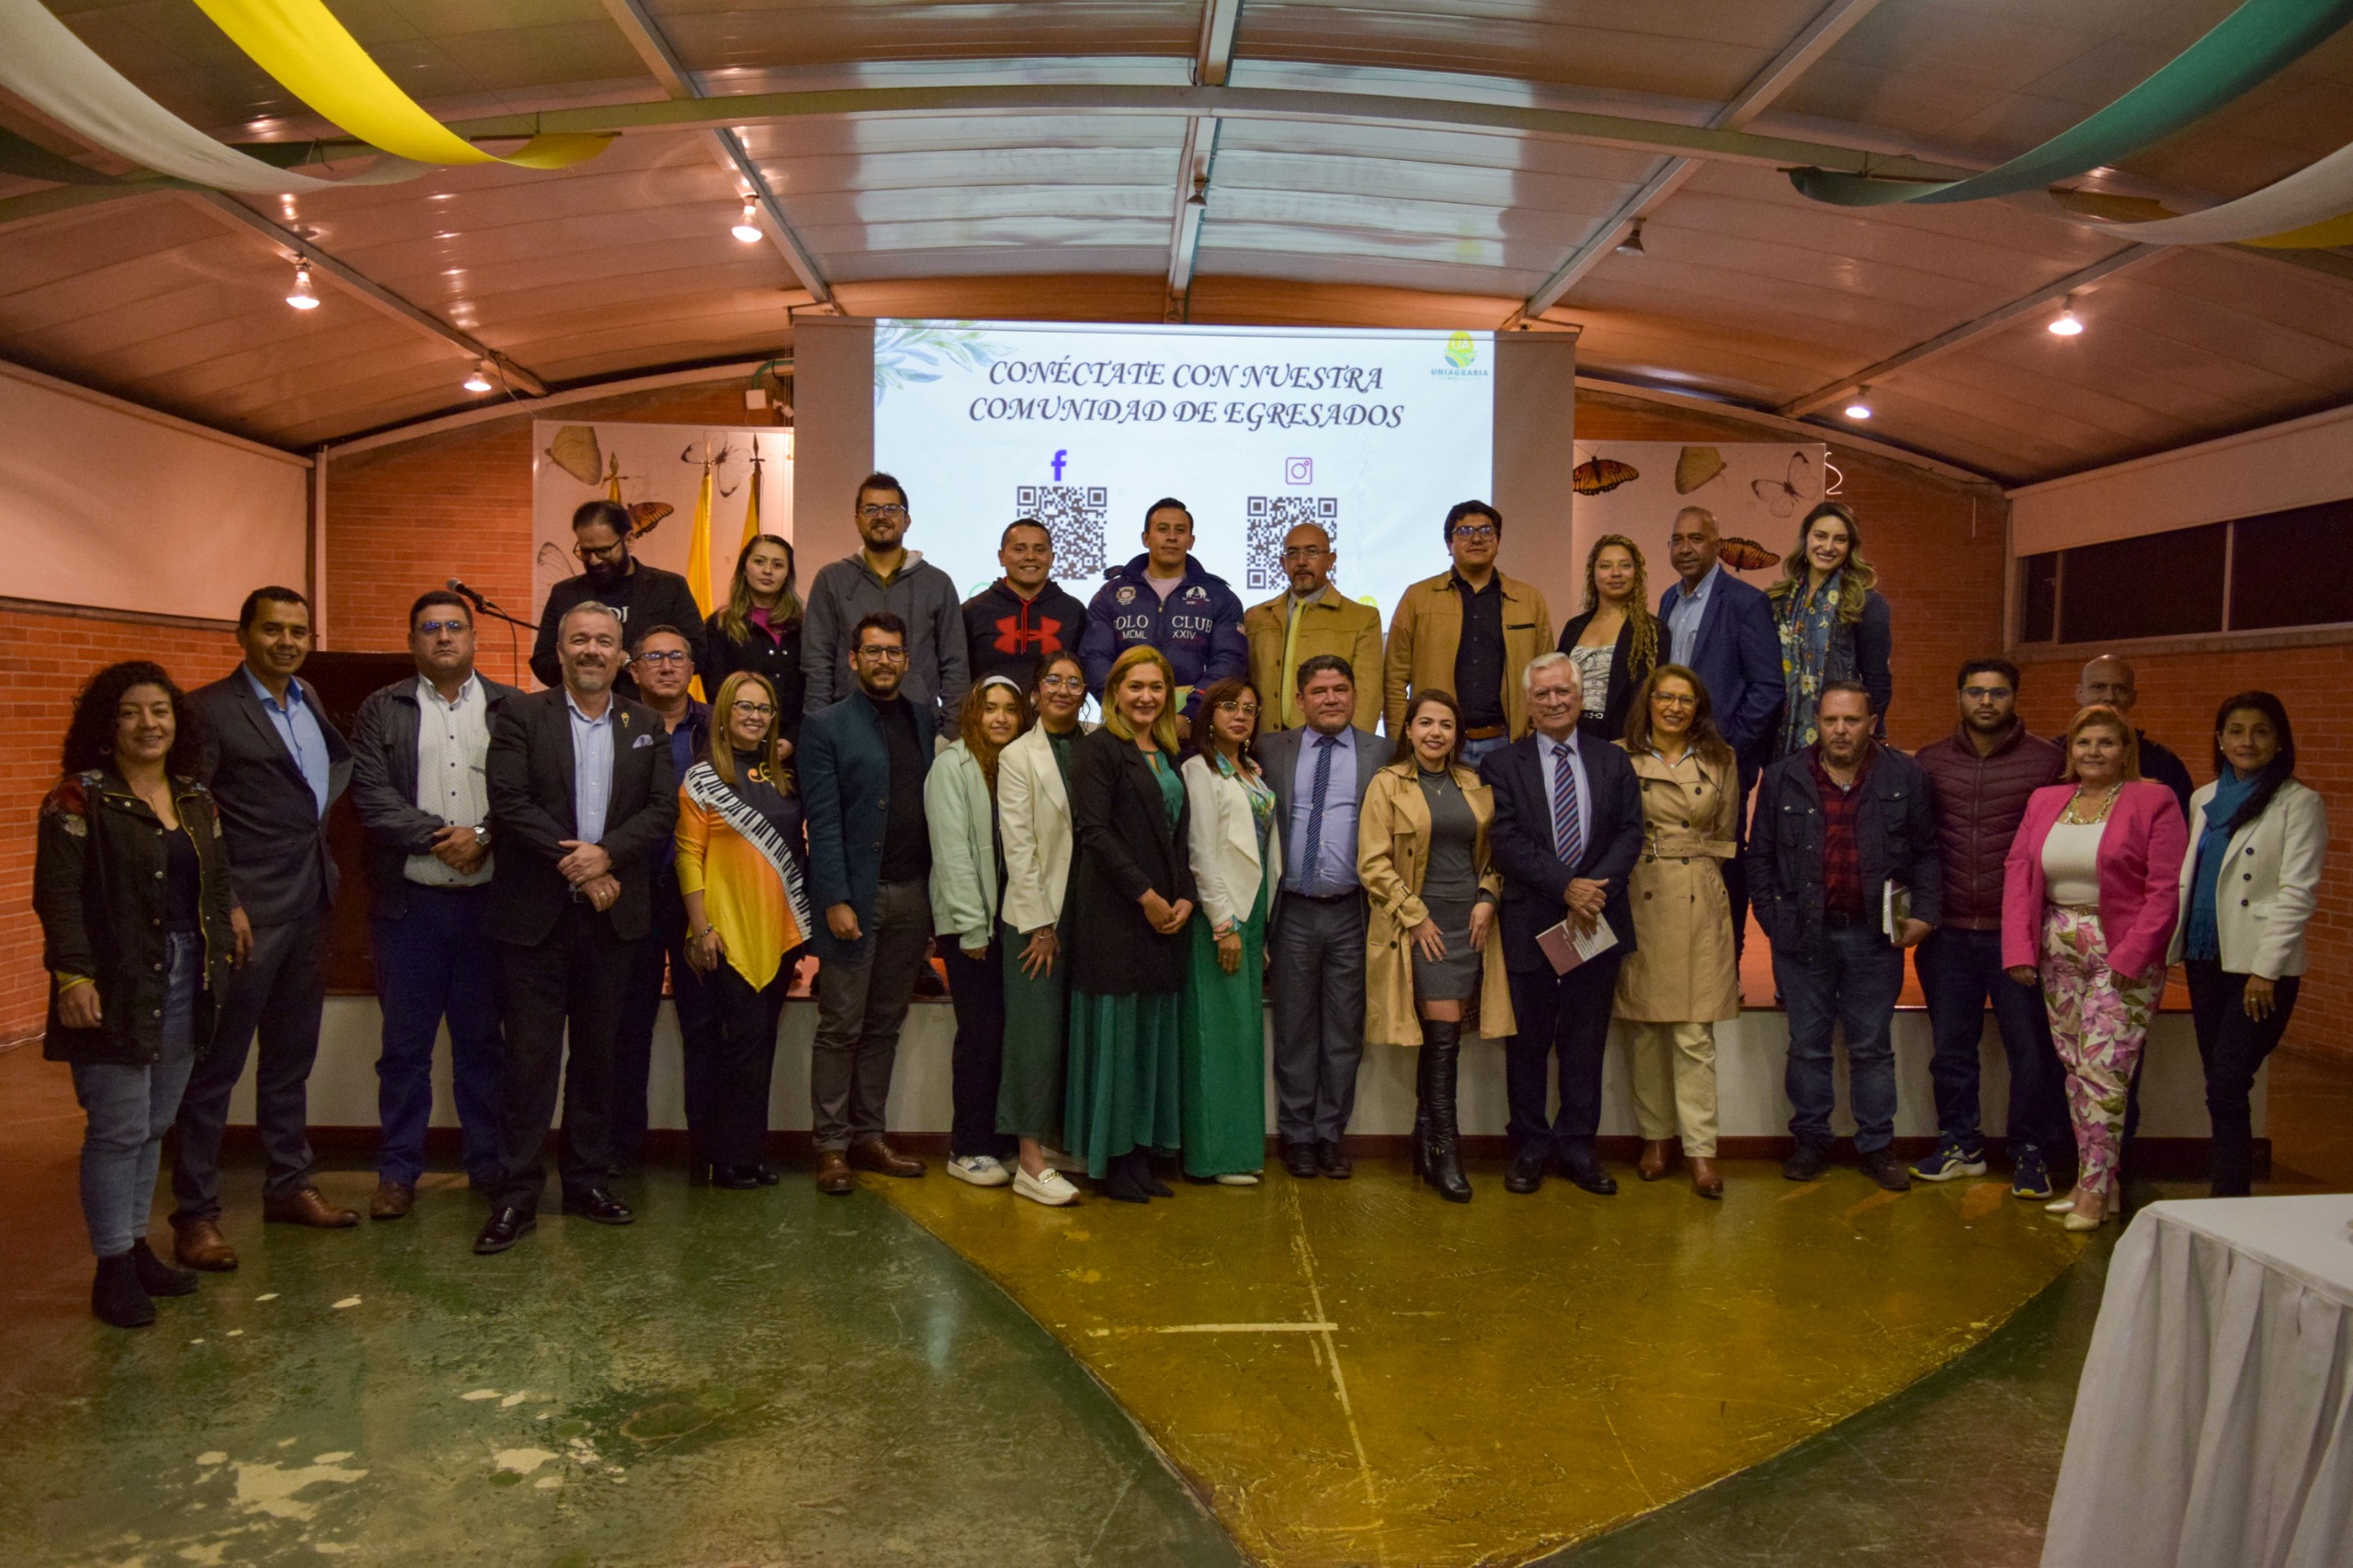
[1843, 387, 1872, 420]
[463, 358, 494, 393]
[731, 199, 762, 244]
[1616, 219, 1645, 256]
[1187, 174, 1209, 209]
[285, 259, 319, 310]
[2049, 296, 2085, 335]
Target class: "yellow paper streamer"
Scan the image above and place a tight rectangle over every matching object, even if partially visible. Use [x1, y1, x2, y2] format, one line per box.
[190, 0, 609, 169]
[2054, 187, 2353, 249]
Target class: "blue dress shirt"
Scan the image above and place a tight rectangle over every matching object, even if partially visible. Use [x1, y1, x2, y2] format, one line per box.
[565, 691, 616, 844]
[243, 665, 330, 816]
[1664, 562, 1722, 668]
[1286, 727, 1359, 895]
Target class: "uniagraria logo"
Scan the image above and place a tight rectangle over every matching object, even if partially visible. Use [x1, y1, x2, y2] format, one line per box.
[1431, 331, 1487, 379]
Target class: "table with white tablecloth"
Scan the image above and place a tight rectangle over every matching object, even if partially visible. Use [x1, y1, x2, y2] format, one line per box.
[2042, 1195, 2353, 1568]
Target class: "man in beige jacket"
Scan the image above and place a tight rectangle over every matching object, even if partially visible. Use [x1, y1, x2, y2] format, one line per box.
[1244, 522, 1382, 733]
[1382, 501, 1553, 762]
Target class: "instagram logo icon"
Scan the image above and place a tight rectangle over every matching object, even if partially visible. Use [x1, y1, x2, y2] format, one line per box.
[1283, 456, 1313, 485]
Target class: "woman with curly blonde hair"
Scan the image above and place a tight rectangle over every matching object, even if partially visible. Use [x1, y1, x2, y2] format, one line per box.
[1555, 533, 1658, 744]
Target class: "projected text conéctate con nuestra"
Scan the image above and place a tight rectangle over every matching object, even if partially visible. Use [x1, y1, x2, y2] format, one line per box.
[968, 398, 1406, 429]
[985, 359, 1389, 392]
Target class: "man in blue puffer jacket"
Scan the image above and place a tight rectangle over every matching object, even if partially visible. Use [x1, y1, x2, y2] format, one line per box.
[1079, 497, 1248, 729]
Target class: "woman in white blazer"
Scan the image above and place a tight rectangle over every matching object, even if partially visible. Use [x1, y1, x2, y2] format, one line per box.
[994, 652, 1091, 1206]
[2168, 691, 2325, 1196]
[1178, 677, 1282, 1184]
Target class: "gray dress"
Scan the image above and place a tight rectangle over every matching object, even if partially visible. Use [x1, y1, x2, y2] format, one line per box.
[1411, 766, 1488, 1002]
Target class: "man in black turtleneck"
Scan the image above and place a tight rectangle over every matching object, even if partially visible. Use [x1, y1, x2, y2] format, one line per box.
[798, 611, 937, 1195]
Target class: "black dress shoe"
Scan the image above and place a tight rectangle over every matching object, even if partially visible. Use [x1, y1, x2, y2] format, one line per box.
[1315, 1140, 1353, 1180]
[1505, 1145, 1548, 1194]
[710, 1165, 765, 1190]
[755, 1164, 781, 1187]
[1562, 1158, 1619, 1197]
[561, 1187, 636, 1225]
[1783, 1142, 1832, 1182]
[473, 1206, 537, 1255]
[1137, 1156, 1175, 1199]
[1281, 1143, 1320, 1179]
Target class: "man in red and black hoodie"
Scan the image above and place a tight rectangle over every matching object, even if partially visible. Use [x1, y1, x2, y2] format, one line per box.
[962, 518, 1091, 689]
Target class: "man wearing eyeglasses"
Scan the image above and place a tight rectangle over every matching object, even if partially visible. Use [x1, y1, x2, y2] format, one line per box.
[1382, 501, 1553, 767]
[529, 499, 708, 699]
[1911, 657, 2069, 1199]
[607, 625, 719, 1178]
[1243, 522, 1382, 733]
[802, 472, 970, 730]
[347, 589, 522, 1220]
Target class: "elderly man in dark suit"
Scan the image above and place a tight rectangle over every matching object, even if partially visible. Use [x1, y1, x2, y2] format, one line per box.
[800, 610, 937, 1195]
[1659, 506, 1785, 958]
[1256, 653, 1392, 1179]
[472, 600, 677, 1255]
[1481, 653, 1644, 1197]
[170, 586, 355, 1273]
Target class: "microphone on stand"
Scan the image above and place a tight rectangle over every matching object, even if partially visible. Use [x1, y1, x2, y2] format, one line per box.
[447, 577, 491, 608]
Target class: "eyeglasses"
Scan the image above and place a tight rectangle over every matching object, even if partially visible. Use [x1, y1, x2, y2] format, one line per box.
[858, 503, 908, 519]
[1039, 675, 1086, 692]
[1216, 701, 1260, 719]
[636, 650, 691, 666]
[415, 619, 469, 636]
[858, 645, 908, 662]
[574, 540, 626, 563]
[1652, 694, 1697, 710]
[1279, 546, 1330, 562]
[730, 700, 777, 717]
[1450, 524, 1498, 542]
[1961, 686, 2015, 700]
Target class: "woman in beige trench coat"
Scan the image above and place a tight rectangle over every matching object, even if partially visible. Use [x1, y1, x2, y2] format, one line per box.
[1614, 665, 1740, 1198]
[1359, 690, 1517, 1202]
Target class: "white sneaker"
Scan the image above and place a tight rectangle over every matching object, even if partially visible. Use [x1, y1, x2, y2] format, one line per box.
[947, 1154, 1012, 1187]
[1012, 1165, 1081, 1206]
[1213, 1173, 1260, 1187]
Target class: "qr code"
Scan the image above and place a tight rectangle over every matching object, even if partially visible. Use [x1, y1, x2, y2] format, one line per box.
[1245, 495, 1339, 591]
[1016, 484, 1108, 577]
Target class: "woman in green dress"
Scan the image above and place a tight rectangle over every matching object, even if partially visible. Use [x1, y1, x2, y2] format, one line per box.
[1063, 644, 1199, 1202]
[1179, 678, 1279, 1185]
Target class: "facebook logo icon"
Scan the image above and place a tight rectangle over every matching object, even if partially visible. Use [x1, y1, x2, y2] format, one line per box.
[1051, 449, 1069, 481]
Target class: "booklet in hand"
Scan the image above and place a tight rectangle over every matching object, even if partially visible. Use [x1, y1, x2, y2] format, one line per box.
[1882, 881, 1912, 944]
[1536, 914, 1619, 976]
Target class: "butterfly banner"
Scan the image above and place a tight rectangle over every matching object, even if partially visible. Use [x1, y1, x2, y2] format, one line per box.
[532, 421, 795, 632]
[1569, 440, 1833, 604]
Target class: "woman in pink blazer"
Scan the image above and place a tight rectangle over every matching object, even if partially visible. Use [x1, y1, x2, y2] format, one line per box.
[2003, 706, 2188, 1230]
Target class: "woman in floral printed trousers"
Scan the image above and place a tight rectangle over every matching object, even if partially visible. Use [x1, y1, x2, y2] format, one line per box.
[2001, 707, 2187, 1231]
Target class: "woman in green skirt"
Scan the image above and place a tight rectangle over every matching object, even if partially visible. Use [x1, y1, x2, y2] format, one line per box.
[995, 650, 1090, 1207]
[1179, 677, 1279, 1184]
[1063, 644, 1198, 1202]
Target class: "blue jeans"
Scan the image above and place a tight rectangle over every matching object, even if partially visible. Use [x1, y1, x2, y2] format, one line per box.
[72, 931, 199, 1257]
[1460, 733, 1511, 771]
[1774, 919, 1904, 1153]
[1915, 926, 2069, 1159]
[371, 885, 505, 1186]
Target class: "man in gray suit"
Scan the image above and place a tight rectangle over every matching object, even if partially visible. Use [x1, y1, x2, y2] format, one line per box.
[1257, 653, 1392, 1179]
[171, 586, 356, 1272]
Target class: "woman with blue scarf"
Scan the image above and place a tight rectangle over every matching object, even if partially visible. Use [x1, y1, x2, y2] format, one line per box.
[1766, 502, 1893, 757]
[2167, 691, 2325, 1197]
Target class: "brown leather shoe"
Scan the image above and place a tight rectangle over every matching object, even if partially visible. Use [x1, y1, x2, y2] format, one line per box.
[1637, 1140, 1674, 1182]
[847, 1137, 926, 1178]
[263, 1187, 360, 1228]
[1690, 1156, 1724, 1199]
[369, 1181, 415, 1221]
[170, 1216, 239, 1272]
[814, 1150, 855, 1196]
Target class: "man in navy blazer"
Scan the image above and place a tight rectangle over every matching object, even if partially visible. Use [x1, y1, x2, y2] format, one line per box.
[1659, 506, 1785, 955]
[1481, 654, 1643, 1196]
[800, 610, 938, 1194]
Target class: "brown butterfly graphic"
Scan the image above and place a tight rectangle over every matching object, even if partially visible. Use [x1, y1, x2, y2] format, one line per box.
[1751, 450, 1823, 518]
[1716, 537, 1781, 572]
[1574, 456, 1640, 495]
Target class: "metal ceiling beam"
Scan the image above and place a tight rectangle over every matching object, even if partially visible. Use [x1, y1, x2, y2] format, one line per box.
[1777, 244, 2167, 417]
[1195, 0, 1244, 86]
[1164, 0, 1242, 317]
[596, 0, 834, 307]
[267, 84, 1984, 182]
[1508, 0, 1883, 326]
[183, 189, 549, 395]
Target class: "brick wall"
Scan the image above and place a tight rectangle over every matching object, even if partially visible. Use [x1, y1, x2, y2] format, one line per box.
[0, 608, 242, 1040]
[2017, 639, 2353, 1065]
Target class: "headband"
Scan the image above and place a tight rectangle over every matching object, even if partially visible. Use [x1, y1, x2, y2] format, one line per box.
[980, 675, 1021, 693]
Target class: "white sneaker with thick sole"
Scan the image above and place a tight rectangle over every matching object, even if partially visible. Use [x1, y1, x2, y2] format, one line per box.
[1214, 1173, 1260, 1187]
[1013, 1165, 1081, 1206]
[947, 1154, 1012, 1187]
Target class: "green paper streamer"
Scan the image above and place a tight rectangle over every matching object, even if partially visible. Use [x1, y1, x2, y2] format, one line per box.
[1790, 0, 2353, 207]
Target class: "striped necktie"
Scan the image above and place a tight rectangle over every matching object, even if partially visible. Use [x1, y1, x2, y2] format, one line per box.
[1552, 742, 1584, 868]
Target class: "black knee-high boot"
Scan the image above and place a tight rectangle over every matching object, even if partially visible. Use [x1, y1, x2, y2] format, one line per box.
[1412, 1041, 1432, 1180]
[1421, 1020, 1472, 1202]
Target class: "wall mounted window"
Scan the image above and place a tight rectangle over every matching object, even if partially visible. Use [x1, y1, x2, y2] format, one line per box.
[2017, 502, 2353, 644]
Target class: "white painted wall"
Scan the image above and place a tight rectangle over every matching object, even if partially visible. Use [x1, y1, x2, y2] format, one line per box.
[233, 1000, 2241, 1142]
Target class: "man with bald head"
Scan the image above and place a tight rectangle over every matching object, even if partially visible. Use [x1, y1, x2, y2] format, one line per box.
[2073, 656, 2193, 815]
[1660, 505, 1783, 956]
[1244, 521, 1382, 732]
